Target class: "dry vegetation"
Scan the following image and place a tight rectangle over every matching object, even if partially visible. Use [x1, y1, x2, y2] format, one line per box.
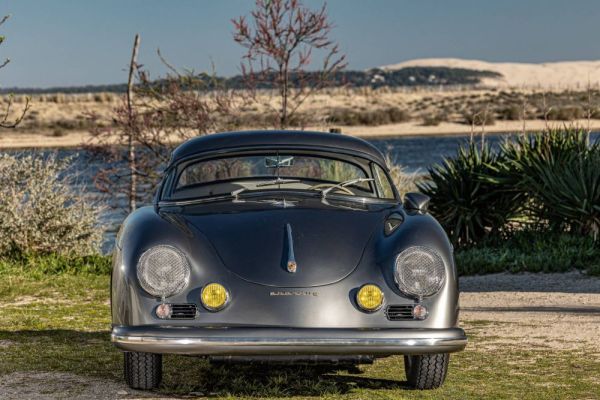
[2, 86, 600, 147]
[0, 154, 101, 256]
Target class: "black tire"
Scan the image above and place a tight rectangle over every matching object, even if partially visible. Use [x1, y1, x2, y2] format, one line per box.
[404, 353, 449, 390]
[124, 351, 162, 390]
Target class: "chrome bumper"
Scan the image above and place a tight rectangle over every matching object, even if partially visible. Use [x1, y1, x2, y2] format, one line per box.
[111, 326, 467, 355]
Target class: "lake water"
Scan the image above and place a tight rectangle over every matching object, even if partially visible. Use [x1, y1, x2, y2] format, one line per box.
[4, 131, 599, 252]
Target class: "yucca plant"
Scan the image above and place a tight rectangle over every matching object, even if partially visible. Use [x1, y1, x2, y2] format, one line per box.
[418, 142, 522, 247]
[529, 151, 600, 237]
[501, 129, 600, 238]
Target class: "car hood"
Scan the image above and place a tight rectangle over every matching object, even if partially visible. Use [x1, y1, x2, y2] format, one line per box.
[176, 196, 390, 287]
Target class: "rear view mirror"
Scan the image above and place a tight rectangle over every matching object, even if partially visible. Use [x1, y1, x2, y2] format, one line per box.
[265, 156, 294, 168]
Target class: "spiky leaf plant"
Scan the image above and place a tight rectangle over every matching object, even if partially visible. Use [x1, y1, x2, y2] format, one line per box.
[418, 142, 522, 247]
[501, 129, 600, 238]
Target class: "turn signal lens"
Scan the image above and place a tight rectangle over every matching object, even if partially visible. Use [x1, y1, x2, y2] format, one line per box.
[412, 304, 428, 320]
[201, 283, 229, 311]
[356, 284, 384, 312]
[155, 303, 172, 319]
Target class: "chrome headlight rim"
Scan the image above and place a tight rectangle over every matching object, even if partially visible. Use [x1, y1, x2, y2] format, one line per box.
[394, 246, 446, 299]
[136, 245, 191, 298]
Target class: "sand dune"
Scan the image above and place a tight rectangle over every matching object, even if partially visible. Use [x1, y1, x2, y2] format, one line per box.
[381, 58, 600, 89]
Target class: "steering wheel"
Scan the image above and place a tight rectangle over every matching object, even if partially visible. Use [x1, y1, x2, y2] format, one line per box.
[308, 183, 354, 195]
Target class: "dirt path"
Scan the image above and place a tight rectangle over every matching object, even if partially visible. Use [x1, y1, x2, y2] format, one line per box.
[460, 271, 600, 351]
[0, 372, 151, 400]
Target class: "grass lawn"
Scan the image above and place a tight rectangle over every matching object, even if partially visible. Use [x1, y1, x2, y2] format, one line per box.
[1, 269, 598, 399]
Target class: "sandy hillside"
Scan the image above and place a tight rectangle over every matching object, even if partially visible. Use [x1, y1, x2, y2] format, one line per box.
[381, 58, 600, 89]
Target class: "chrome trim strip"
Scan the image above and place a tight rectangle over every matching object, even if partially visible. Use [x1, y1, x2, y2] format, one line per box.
[113, 335, 466, 347]
[111, 330, 467, 355]
[286, 223, 297, 273]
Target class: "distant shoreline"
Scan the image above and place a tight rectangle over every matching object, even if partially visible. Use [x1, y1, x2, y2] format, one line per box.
[1, 119, 598, 149]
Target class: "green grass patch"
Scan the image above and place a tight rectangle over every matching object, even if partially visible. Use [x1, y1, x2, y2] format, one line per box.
[0, 253, 111, 276]
[1, 328, 599, 398]
[1, 268, 599, 398]
[456, 231, 600, 276]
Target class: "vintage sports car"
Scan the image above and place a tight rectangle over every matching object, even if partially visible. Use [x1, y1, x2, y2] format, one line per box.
[111, 130, 467, 390]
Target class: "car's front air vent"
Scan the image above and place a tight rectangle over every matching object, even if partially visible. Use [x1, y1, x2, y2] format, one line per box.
[170, 304, 197, 319]
[385, 305, 414, 321]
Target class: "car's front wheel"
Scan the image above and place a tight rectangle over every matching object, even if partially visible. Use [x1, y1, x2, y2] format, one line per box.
[404, 353, 449, 390]
[124, 351, 162, 390]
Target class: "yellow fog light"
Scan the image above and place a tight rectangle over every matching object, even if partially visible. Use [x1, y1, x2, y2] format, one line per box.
[356, 284, 384, 312]
[201, 283, 229, 311]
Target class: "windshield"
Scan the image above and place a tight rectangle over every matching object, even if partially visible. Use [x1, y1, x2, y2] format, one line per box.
[169, 153, 395, 200]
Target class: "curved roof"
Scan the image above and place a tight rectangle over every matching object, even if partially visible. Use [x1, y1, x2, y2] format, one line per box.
[169, 130, 386, 166]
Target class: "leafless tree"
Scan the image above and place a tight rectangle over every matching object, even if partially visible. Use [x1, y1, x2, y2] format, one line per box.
[88, 37, 234, 213]
[232, 0, 347, 129]
[0, 14, 29, 128]
[585, 76, 595, 143]
[520, 95, 527, 137]
[126, 34, 140, 211]
[541, 91, 552, 129]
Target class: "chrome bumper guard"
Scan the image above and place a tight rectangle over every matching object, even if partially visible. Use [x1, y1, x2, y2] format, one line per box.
[111, 326, 467, 355]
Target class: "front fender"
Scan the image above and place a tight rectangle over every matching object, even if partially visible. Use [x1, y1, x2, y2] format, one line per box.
[376, 210, 459, 327]
[111, 207, 226, 325]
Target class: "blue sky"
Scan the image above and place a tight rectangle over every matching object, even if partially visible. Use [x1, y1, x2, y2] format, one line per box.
[2, 0, 600, 88]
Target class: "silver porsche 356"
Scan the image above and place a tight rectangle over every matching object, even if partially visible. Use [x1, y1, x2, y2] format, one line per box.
[110, 130, 467, 390]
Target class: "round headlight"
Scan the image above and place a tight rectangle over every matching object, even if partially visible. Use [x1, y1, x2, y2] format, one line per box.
[356, 284, 384, 312]
[201, 283, 229, 311]
[394, 246, 445, 298]
[137, 245, 190, 298]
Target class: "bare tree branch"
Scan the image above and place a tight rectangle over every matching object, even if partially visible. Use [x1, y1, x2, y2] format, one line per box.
[232, 0, 347, 129]
[0, 14, 29, 129]
[87, 41, 237, 212]
[126, 34, 140, 212]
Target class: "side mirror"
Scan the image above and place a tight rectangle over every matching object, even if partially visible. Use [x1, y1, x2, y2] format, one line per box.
[403, 192, 430, 213]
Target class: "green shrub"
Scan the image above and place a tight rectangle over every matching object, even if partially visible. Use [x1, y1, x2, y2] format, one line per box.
[425, 128, 599, 247]
[0, 154, 102, 257]
[420, 114, 446, 126]
[52, 128, 66, 137]
[456, 230, 600, 276]
[500, 129, 600, 237]
[496, 105, 522, 120]
[418, 143, 522, 246]
[462, 110, 496, 126]
[326, 107, 410, 126]
[546, 106, 584, 121]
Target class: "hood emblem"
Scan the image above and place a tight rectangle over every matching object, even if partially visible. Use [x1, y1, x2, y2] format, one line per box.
[286, 223, 297, 273]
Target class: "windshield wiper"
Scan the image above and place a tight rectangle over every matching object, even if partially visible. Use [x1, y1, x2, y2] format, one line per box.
[231, 188, 247, 199]
[231, 178, 301, 199]
[319, 178, 374, 198]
